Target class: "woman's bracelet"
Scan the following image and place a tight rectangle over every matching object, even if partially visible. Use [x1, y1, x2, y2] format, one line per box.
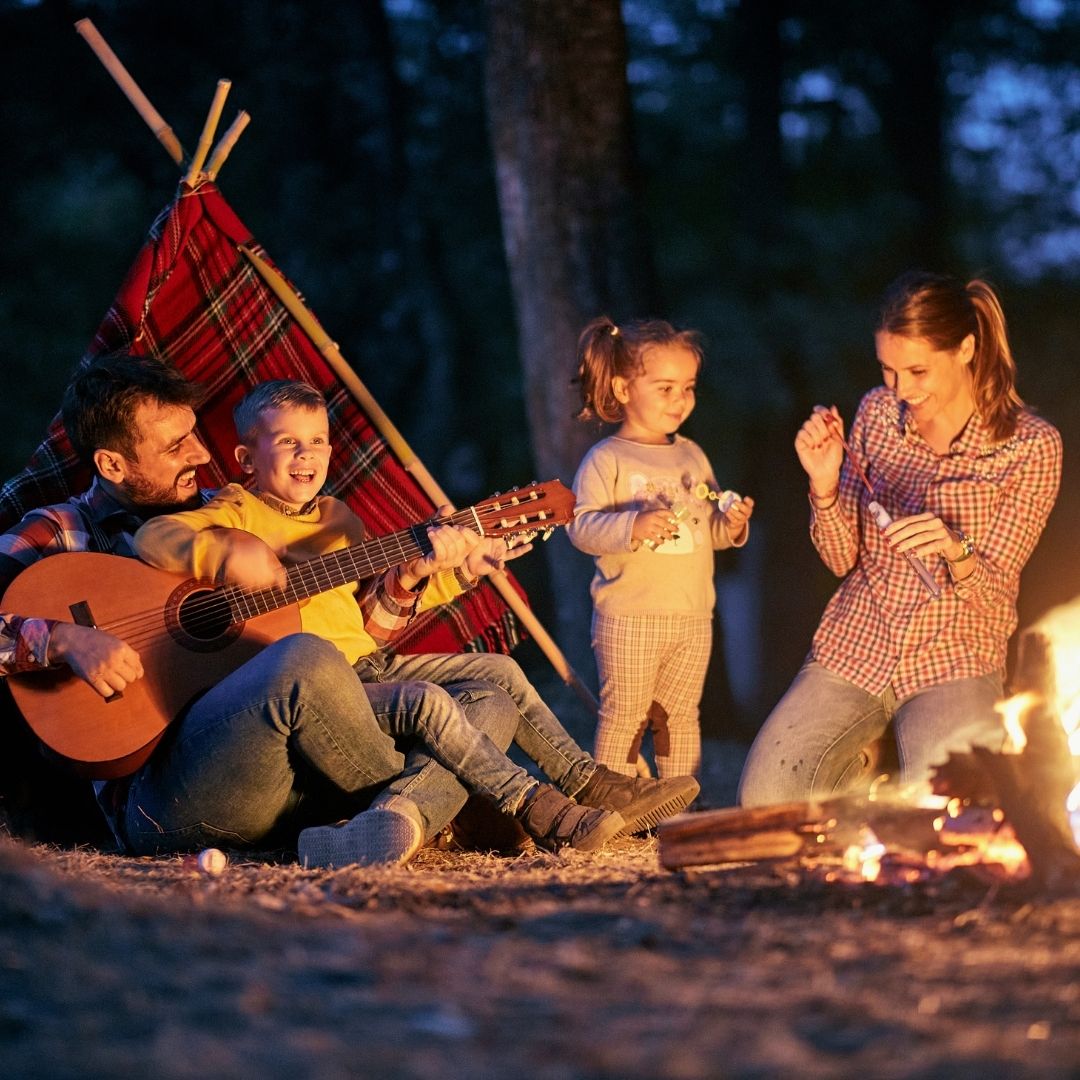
[945, 532, 976, 564]
[808, 485, 839, 511]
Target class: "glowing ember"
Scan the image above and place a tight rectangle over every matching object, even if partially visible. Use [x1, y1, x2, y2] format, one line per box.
[841, 826, 886, 881]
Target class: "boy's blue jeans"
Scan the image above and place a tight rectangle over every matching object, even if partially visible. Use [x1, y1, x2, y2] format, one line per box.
[357, 650, 596, 842]
[737, 658, 1004, 808]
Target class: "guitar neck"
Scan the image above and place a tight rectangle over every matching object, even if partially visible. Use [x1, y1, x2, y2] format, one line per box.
[224, 507, 481, 620]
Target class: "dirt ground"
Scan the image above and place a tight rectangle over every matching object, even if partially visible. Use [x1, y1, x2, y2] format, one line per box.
[1, 737, 1079, 1080]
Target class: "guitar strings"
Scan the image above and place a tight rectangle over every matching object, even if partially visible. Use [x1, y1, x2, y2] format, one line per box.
[88, 498, 553, 647]
[96, 530, 432, 647]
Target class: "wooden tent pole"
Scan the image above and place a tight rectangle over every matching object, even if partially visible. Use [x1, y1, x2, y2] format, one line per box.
[205, 112, 252, 182]
[74, 19, 185, 166]
[183, 79, 231, 187]
[240, 244, 600, 715]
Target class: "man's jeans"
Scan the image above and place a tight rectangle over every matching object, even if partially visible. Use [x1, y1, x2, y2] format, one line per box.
[737, 659, 1004, 807]
[357, 651, 596, 842]
[123, 634, 405, 853]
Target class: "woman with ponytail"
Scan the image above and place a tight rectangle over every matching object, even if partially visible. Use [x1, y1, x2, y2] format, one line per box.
[739, 271, 1062, 806]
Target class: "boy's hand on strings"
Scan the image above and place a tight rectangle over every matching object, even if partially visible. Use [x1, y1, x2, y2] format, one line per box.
[795, 405, 844, 496]
[399, 506, 478, 588]
[213, 528, 288, 591]
[632, 508, 683, 550]
[724, 495, 755, 543]
[47, 623, 144, 698]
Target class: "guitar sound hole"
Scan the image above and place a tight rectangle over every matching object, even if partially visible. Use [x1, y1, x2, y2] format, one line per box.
[164, 581, 243, 653]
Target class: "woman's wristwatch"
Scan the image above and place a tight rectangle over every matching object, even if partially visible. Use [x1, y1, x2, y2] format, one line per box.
[946, 532, 976, 563]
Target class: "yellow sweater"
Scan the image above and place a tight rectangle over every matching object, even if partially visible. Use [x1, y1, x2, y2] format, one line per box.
[133, 483, 463, 664]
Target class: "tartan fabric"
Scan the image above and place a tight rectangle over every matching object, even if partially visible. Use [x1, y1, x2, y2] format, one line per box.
[0, 183, 523, 655]
[809, 386, 1062, 699]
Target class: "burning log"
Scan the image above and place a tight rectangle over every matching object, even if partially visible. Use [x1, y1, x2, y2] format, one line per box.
[933, 630, 1080, 893]
[657, 794, 941, 873]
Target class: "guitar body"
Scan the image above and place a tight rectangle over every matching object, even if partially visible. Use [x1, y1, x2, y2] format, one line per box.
[3, 552, 300, 778]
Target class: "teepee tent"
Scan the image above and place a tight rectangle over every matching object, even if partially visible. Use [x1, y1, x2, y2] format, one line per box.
[0, 20, 594, 694]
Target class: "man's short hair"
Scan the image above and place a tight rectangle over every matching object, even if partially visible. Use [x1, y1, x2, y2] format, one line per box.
[61, 354, 206, 466]
[233, 380, 327, 442]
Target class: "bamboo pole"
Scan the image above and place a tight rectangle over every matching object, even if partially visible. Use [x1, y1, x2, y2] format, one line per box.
[183, 79, 232, 187]
[205, 111, 252, 181]
[240, 243, 600, 715]
[74, 19, 185, 166]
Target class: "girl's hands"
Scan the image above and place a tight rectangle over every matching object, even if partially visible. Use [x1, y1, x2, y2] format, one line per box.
[795, 405, 844, 497]
[632, 508, 683, 550]
[724, 495, 755, 543]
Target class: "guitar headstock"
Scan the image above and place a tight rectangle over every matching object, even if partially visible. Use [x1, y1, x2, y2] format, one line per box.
[464, 481, 575, 542]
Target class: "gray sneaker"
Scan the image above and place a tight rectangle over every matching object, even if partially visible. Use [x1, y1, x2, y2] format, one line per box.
[298, 807, 423, 869]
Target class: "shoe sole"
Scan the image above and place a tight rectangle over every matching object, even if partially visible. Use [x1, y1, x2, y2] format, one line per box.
[617, 778, 701, 836]
[298, 809, 423, 869]
[572, 810, 627, 853]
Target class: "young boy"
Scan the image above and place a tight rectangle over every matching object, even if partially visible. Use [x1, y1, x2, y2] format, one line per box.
[134, 381, 699, 867]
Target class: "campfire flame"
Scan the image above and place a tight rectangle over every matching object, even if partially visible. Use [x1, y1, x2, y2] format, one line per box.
[1030, 600, 1080, 848]
[996, 692, 1035, 755]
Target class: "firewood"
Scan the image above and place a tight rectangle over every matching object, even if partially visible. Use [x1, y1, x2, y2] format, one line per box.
[658, 795, 940, 871]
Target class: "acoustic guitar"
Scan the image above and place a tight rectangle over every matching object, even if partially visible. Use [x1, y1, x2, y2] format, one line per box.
[2, 481, 574, 779]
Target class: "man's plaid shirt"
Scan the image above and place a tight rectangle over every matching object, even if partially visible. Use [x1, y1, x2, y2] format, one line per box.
[809, 386, 1062, 699]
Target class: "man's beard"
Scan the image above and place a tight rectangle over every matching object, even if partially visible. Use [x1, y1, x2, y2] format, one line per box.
[124, 469, 201, 515]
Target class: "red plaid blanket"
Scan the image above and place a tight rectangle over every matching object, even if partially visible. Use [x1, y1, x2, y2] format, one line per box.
[0, 183, 523, 655]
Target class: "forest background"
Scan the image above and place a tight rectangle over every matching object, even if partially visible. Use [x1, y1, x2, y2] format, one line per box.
[4, 0, 1080, 747]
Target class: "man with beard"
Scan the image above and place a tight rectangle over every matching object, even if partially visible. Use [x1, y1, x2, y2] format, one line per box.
[0, 353, 417, 854]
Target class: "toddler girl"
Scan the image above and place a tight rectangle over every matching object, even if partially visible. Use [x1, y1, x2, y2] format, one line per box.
[568, 317, 754, 777]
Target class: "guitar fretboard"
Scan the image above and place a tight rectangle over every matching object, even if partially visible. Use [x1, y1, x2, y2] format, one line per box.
[223, 507, 482, 620]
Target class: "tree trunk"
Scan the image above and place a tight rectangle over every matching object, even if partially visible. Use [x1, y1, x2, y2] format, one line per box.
[484, 0, 655, 671]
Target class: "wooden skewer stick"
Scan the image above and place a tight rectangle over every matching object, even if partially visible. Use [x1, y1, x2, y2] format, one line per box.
[74, 19, 184, 166]
[239, 243, 601, 717]
[205, 111, 251, 182]
[183, 79, 232, 187]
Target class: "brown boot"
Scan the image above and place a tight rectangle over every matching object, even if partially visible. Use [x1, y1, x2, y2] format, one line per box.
[516, 783, 625, 853]
[446, 794, 531, 855]
[575, 764, 700, 835]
